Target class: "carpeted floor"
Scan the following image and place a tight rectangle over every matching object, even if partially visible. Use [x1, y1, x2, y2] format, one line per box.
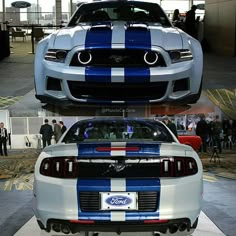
[10, 37, 37, 56]
[0, 149, 39, 191]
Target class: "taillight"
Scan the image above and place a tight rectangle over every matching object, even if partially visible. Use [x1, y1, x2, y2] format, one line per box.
[96, 147, 140, 151]
[40, 157, 77, 178]
[39, 156, 198, 178]
[160, 157, 198, 177]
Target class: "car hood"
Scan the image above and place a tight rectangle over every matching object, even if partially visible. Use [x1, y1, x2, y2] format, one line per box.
[48, 22, 184, 51]
[42, 141, 194, 158]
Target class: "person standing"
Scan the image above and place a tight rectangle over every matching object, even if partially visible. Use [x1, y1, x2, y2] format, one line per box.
[0, 122, 8, 156]
[196, 115, 209, 152]
[172, 9, 180, 22]
[59, 121, 67, 135]
[52, 119, 62, 143]
[211, 115, 222, 154]
[162, 116, 178, 138]
[185, 5, 197, 38]
[40, 119, 53, 148]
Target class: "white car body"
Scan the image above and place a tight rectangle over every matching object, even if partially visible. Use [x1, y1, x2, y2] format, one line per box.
[34, 0, 203, 105]
[34, 118, 203, 235]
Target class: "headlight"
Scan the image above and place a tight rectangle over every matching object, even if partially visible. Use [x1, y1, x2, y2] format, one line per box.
[44, 49, 68, 63]
[168, 49, 193, 63]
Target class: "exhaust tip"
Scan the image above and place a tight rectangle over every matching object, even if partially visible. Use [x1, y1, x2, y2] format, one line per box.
[61, 224, 71, 234]
[169, 224, 178, 234]
[179, 222, 188, 232]
[153, 232, 161, 236]
[52, 223, 61, 232]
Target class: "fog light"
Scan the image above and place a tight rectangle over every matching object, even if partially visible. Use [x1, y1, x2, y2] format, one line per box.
[78, 51, 92, 65]
[144, 51, 158, 65]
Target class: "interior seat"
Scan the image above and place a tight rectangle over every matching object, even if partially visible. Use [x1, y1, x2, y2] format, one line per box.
[91, 10, 110, 21]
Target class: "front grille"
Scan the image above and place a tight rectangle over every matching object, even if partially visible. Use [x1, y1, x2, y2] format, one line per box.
[70, 49, 166, 67]
[68, 81, 168, 100]
[79, 191, 158, 212]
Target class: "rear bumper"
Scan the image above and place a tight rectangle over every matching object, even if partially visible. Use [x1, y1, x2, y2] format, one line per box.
[39, 217, 194, 234]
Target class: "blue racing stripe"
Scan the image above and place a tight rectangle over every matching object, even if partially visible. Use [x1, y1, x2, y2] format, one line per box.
[77, 143, 112, 158]
[124, 27, 151, 84]
[77, 179, 111, 220]
[84, 25, 112, 83]
[124, 68, 150, 83]
[77, 179, 111, 191]
[85, 67, 111, 83]
[77, 143, 160, 158]
[125, 28, 151, 49]
[126, 178, 160, 220]
[126, 178, 160, 192]
[85, 26, 112, 48]
[126, 142, 160, 157]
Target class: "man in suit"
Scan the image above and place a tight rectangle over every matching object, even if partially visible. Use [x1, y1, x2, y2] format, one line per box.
[59, 121, 67, 135]
[52, 119, 62, 143]
[162, 116, 178, 138]
[0, 122, 8, 156]
[196, 114, 209, 152]
[40, 119, 53, 148]
[185, 5, 197, 38]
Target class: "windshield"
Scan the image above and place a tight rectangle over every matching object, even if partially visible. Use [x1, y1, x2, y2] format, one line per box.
[62, 119, 174, 143]
[68, 1, 171, 26]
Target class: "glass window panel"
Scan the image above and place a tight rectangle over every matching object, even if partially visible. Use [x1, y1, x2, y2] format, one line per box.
[28, 117, 44, 134]
[11, 117, 27, 135]
[2, 0, 204, 26]
[161, 1, 190, 13]
[1, 0, 72, 25]
[60, 117, 77, 130]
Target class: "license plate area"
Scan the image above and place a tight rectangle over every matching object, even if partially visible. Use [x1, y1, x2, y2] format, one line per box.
[100, 192, 137, 210]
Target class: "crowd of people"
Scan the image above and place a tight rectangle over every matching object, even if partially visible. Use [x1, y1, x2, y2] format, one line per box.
[39, 119, 67, 148]
[196, 115, 236, 154]
[172, 5, 200, 39]
[159, 114, 236, 154]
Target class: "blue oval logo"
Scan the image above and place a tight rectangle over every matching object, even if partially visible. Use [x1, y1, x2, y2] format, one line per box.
[105, 195, 132, 206]
[11, 1, 31, 8]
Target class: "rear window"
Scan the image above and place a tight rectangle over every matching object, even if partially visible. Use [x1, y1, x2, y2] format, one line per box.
[62, 119, 174, 143]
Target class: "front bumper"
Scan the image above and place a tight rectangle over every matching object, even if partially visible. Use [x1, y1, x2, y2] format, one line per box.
[35, 91, 200, 106]
[35, 57, 201, 104]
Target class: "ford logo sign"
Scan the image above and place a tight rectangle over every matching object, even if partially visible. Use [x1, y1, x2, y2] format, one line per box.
[11, 1, 31, 8]
[106, 195, 132, 206]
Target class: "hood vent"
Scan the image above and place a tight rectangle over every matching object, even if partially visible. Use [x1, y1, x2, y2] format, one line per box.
[90, 22, 112, 31]
[125, 22, 149, 31]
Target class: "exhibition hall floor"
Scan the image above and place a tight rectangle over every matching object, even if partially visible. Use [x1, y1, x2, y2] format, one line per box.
[14, 212, 224, 236]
